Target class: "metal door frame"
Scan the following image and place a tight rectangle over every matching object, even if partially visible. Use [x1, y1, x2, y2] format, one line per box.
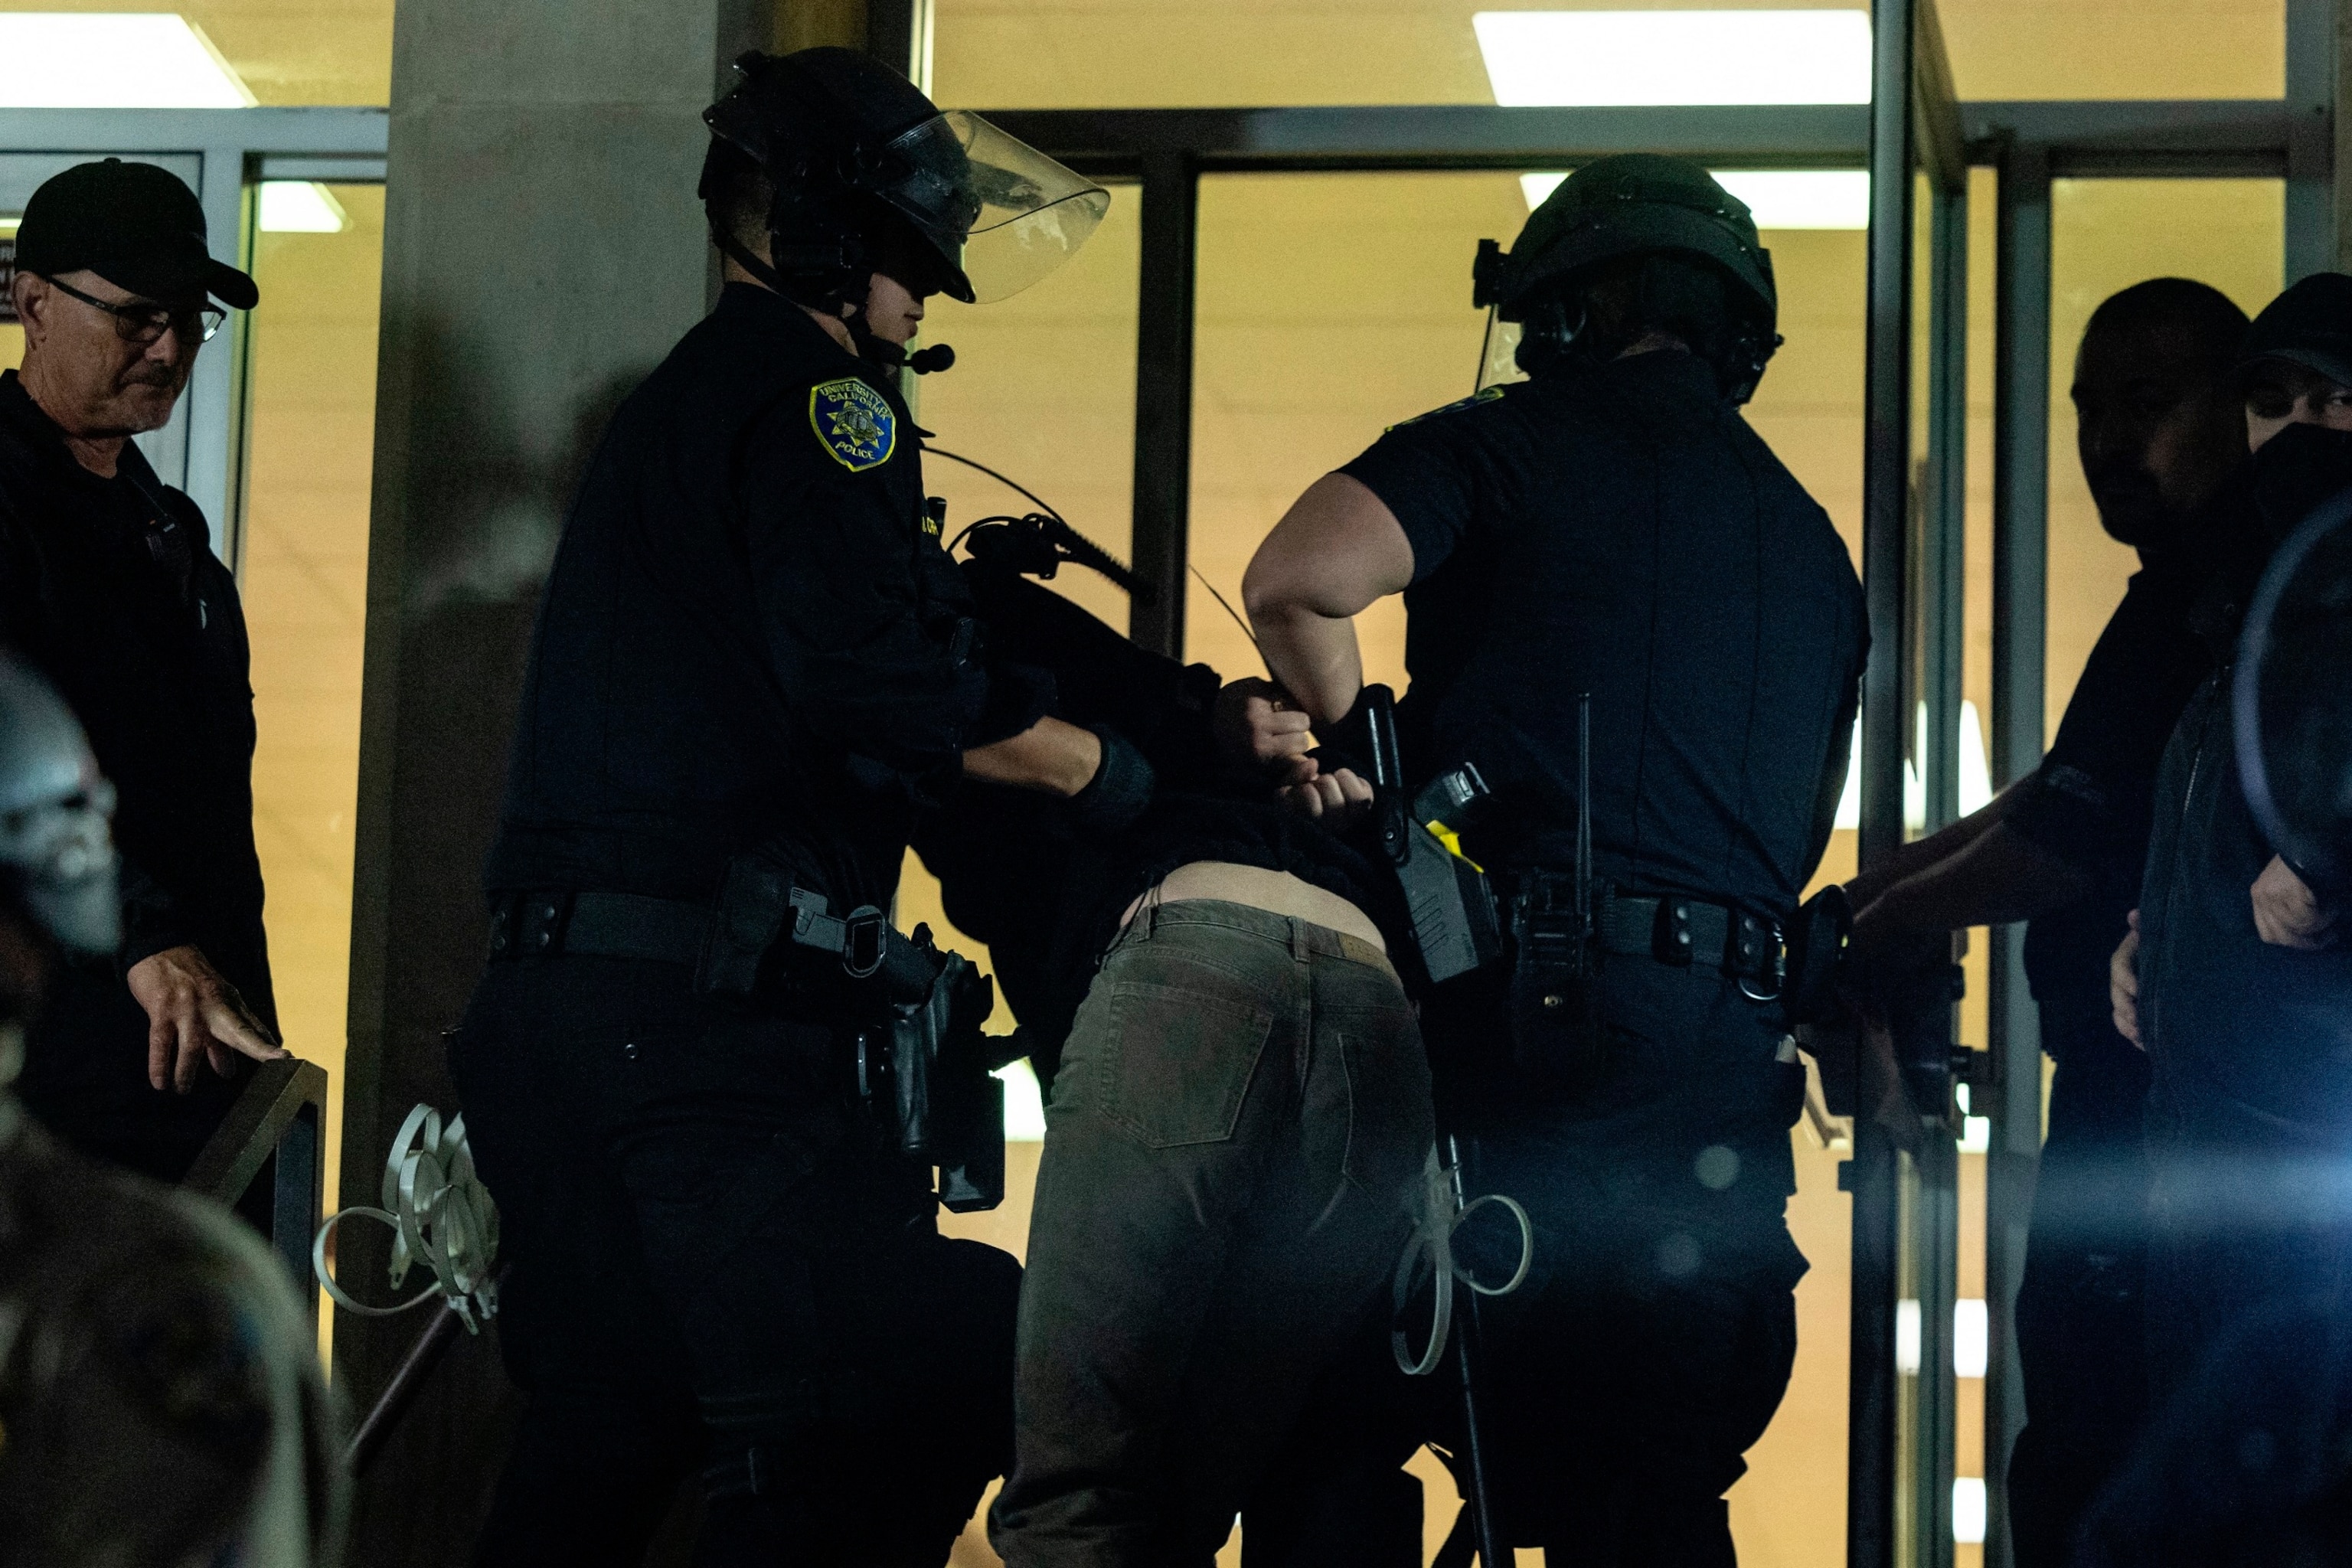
[0, 106, 387, 571]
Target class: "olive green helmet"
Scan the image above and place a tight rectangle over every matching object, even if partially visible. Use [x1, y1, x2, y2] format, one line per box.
[1473, 155, 1782, 399]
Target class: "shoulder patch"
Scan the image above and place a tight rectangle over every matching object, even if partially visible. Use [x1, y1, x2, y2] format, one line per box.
[809, 377, 897, 472]
[1386, 384, 1508, 433]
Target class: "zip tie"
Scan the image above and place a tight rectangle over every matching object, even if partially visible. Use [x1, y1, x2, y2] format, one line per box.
[1391, 1144, 1534, 1376]
[312, 1103, 501, 1333]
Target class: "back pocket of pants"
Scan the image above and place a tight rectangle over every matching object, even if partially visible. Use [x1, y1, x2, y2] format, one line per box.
[1099, 978, 1276, 1148]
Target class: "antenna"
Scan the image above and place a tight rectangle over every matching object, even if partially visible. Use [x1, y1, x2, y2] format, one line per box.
[1577, 692, 1592, 964]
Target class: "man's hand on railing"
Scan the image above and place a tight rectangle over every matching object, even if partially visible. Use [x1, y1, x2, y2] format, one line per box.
[128, 942, 288, 1092]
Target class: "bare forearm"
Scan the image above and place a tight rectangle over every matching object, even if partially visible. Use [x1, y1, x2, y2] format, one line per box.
[962, 716, 1102, 796]
[1847, 781, 2021, 910]
[1252, 608, 1364, 727]
[1860, 821, 2091, 934]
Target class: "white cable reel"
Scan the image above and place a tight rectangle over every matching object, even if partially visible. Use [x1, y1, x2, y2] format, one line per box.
[312, 1104, 501, 1332]
[1392, 1143, 1534, 1377]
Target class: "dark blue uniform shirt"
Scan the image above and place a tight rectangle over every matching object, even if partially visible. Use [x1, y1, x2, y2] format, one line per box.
[1338, 351, 1865, 918]
[486, 284, 1050, 914]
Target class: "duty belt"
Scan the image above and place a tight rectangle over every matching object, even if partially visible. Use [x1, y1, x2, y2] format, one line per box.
[1523, 874, 1785, 993]
[485, 881, 935, 1002]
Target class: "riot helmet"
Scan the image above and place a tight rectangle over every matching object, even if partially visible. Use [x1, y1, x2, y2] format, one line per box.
[699, 48, 1109, 348]
[1472, 155, 1781, 403]
[0, 652, 116, 959]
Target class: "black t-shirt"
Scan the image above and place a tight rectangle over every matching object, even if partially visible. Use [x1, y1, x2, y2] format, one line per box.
[486, 285, 1051, 914]
[1338, 353, 1866, 919]
[2005, 542, 2218, 1007]
[0, 371, 273, 1018]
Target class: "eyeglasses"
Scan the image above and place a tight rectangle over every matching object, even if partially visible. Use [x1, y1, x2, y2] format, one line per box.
[39, 273, 226, 346]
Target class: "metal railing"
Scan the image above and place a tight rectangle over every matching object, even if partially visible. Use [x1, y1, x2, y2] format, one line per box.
[184, 1055, 330, 1308]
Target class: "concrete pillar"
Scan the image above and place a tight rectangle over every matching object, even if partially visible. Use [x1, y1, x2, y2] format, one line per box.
[2337, 0, 2352, 272]
[337, 2, 774, 1560]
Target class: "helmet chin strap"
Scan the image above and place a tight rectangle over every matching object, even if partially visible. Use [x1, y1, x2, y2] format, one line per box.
[718, 230, 957, 374]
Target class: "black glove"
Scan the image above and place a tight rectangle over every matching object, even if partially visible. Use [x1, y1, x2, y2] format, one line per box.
[1070, 724, 1156, 835]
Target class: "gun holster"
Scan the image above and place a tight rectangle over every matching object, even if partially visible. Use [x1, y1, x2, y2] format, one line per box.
[1329, 685, 1504, 987]
[874, 929, 1006, 1214]
[1780, 884, 1852, 1027]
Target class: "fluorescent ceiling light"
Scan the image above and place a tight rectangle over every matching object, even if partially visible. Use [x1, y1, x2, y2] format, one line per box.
[1953, 1478, 1988, 1545]
[1476, 10, 1872, 106]
[1954, 1298, 1988, 1377]
[0, 14, 255, 108]
[1894, 1297, 1921, 1375]
[1520, 168, 1869, 229]
[260, 181, 348, 233]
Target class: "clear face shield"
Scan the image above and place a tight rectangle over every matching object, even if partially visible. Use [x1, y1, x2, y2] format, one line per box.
[1476, 306, 1530, 393]
[879, 110, 1112, 304]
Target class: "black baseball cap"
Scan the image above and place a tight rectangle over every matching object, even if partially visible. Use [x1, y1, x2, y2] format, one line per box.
[12, 158, 257, 312]
[2240, 272, 2352, 391]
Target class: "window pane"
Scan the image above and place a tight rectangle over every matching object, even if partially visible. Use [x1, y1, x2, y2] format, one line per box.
[935, 1, 2284, 109]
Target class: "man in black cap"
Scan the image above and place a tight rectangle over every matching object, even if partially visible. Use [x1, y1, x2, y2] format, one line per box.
[1841, 277, 2250, 1566]
[0, 158, 285, 1186]
[2089, 272, 2352, 1566]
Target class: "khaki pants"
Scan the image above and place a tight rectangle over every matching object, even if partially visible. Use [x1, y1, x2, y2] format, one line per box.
[992, 899, 1434, 1568]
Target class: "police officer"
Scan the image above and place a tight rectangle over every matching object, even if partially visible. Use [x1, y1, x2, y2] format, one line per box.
[449, 48, 1139, 1566]
[1843, 278, 2250, 1566]
[1243, 155, 1866, 1561]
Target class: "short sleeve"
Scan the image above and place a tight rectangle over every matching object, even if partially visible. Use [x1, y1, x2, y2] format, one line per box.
[2006, 561, 2210, 874]
[1335, 399, 1494, 583]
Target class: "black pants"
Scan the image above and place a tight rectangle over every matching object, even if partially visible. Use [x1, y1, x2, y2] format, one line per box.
[15, 957, 241, 1184]
[449, 954, 1021, 1567]
[1253, 956, 1808, 1567]
[2007, 994, 2154, 1568]
[2073, 1093, 2352, 1566]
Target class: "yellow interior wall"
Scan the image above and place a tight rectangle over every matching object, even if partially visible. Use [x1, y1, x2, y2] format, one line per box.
[240, 185, 384, 1305]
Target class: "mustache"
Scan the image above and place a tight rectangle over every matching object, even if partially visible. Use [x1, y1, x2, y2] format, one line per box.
[117, 364, 185, 391]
